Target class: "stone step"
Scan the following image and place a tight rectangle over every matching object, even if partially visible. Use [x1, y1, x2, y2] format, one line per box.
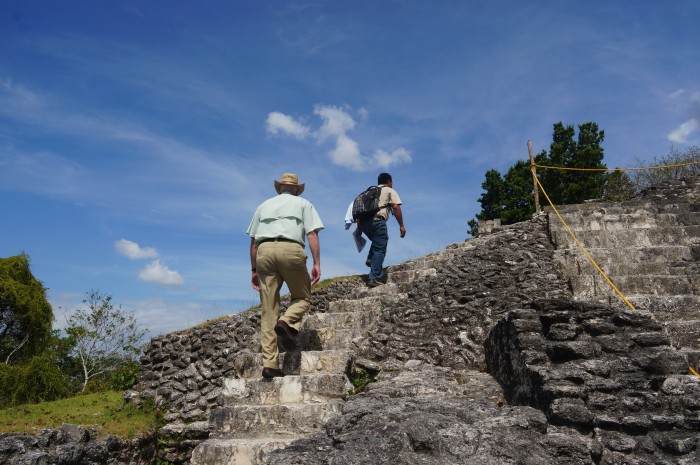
[551, 201, 696, 215]
[190, 436, 299, 465]
[303, 310, 377, 331]
[220, 373, 352, 405]
[570, 275, 698, 298]
[297, 327, 360, 351]
[388, 251, 456, 272]
[327, 296, 382, 313]
[208, 400, 344, 437]
[554, 246, 694, 269]
[555, 257, 694, 278]
[351, 282, 406, 299]
[559, 260, 673, 278]
[327, 293, 407, 313]
[550, 226, 699, 249]
[387, 267, 437, 284]
[231, 350, 352, 378]
[550, 211, 700, 231]
[628, 294, 700, 313]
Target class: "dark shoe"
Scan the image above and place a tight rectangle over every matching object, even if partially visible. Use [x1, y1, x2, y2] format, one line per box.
[367, 279, 384, 288]
[262, 367, 285, 379]
[274, 320, 298, 350]
[365, 258, 372, 267]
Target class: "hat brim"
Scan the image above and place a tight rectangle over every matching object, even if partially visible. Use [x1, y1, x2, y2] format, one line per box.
[274, 180, 305, 195]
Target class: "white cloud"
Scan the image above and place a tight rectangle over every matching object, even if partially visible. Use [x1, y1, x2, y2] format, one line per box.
[314, 105, 356, 141]
[668, 119, 699, 144]
[138, 260, 185, 287]
[371, 148, 412, 169]
[329, 134, 364, 170]
[266, 112, 310, 139]
[115, 239, 159, 260]
[666, 90, 700, 144]
[266, 104, 412, 172]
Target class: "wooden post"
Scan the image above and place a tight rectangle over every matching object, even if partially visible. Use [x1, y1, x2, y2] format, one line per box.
[528, 140, 541, 213]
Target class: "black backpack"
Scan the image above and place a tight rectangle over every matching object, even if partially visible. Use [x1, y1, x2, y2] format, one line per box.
[352, 186, 383, 222]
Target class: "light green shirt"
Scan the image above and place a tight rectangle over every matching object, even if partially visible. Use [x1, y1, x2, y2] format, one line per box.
[246, 193, 324, 246]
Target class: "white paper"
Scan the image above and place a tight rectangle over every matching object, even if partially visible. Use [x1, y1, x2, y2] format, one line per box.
[353, 226, 366, 252]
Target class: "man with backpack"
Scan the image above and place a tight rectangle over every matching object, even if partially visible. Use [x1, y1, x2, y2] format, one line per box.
[353, 172, 406, 287]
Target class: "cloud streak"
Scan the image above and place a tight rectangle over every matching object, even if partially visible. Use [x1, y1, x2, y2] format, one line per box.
[266, 105, 412, 171]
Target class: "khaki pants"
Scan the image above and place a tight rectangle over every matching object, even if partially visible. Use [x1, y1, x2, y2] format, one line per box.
[256, 241, 310, 369]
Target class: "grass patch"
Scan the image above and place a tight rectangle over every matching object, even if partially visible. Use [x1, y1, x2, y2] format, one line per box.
[0, 391, 159, 439]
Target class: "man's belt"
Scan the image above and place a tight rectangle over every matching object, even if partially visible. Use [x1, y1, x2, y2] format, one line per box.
[258, 237, 299, 245]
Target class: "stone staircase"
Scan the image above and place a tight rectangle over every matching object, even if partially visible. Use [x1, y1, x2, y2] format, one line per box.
[189, 250, 453, 465]
[548, 191, 700, 351]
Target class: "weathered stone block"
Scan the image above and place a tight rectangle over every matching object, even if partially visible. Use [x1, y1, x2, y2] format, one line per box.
[548, 341, 601, 362]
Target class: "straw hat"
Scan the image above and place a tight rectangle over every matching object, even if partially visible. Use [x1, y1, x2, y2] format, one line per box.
[274, 173, 305, 195]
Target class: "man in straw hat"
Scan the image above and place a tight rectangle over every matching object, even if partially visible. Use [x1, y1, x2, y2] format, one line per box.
[247, 173, 324, 379]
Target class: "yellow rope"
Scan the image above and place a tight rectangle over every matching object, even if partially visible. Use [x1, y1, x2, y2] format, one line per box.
[530, 156, 700, 375]
[533, 176, 636, 311]
[534, 161, 700, 172]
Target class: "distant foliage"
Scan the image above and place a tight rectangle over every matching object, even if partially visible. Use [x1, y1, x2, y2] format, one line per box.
[0, 354, 72, 407]
[66, 290, 147, 392]
[0, 253, 54, 364]
[603, 170, 637, 202]
[106, 359, 141, 391]
[631, 146, 700, 192]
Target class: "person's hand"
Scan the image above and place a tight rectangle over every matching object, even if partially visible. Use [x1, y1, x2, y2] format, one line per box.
[310, 263, 321, 285]
[251, 272, 261, 291]
[400, 226, 406, 238]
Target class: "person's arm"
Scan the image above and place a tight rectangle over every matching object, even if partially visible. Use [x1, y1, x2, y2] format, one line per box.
[392, 204, 406, 238]
[250, 238, 260, 291]
[306, 230, 321, 285]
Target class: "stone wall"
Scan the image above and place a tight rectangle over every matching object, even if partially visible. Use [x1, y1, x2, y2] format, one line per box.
[487, 299, 699, 462]
[355, 213, 571, 370]
[0, 424, 156, 465]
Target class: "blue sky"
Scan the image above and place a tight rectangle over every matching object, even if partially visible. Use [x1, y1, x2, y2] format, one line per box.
[1, 1, 699, 337]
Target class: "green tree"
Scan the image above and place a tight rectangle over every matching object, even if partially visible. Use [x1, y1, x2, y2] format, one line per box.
[467, 169, 505, 235]
[476, 169, 505, 221]
[66, 290, 147, 392]
[469, 121, 608, 236]
[603, 170, 636, 202]
[0, 253, 53, 364]
[536, 122, 607, 204]
[501, 160, 536, 224]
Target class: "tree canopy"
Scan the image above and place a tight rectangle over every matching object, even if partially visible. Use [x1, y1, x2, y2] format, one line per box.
[535, 121, 607, 205]
[0, 253, 53, 364]
[469, 122, 607, 236]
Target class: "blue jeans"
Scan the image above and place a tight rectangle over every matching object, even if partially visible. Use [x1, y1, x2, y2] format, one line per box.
[361, 220, 388, 281]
